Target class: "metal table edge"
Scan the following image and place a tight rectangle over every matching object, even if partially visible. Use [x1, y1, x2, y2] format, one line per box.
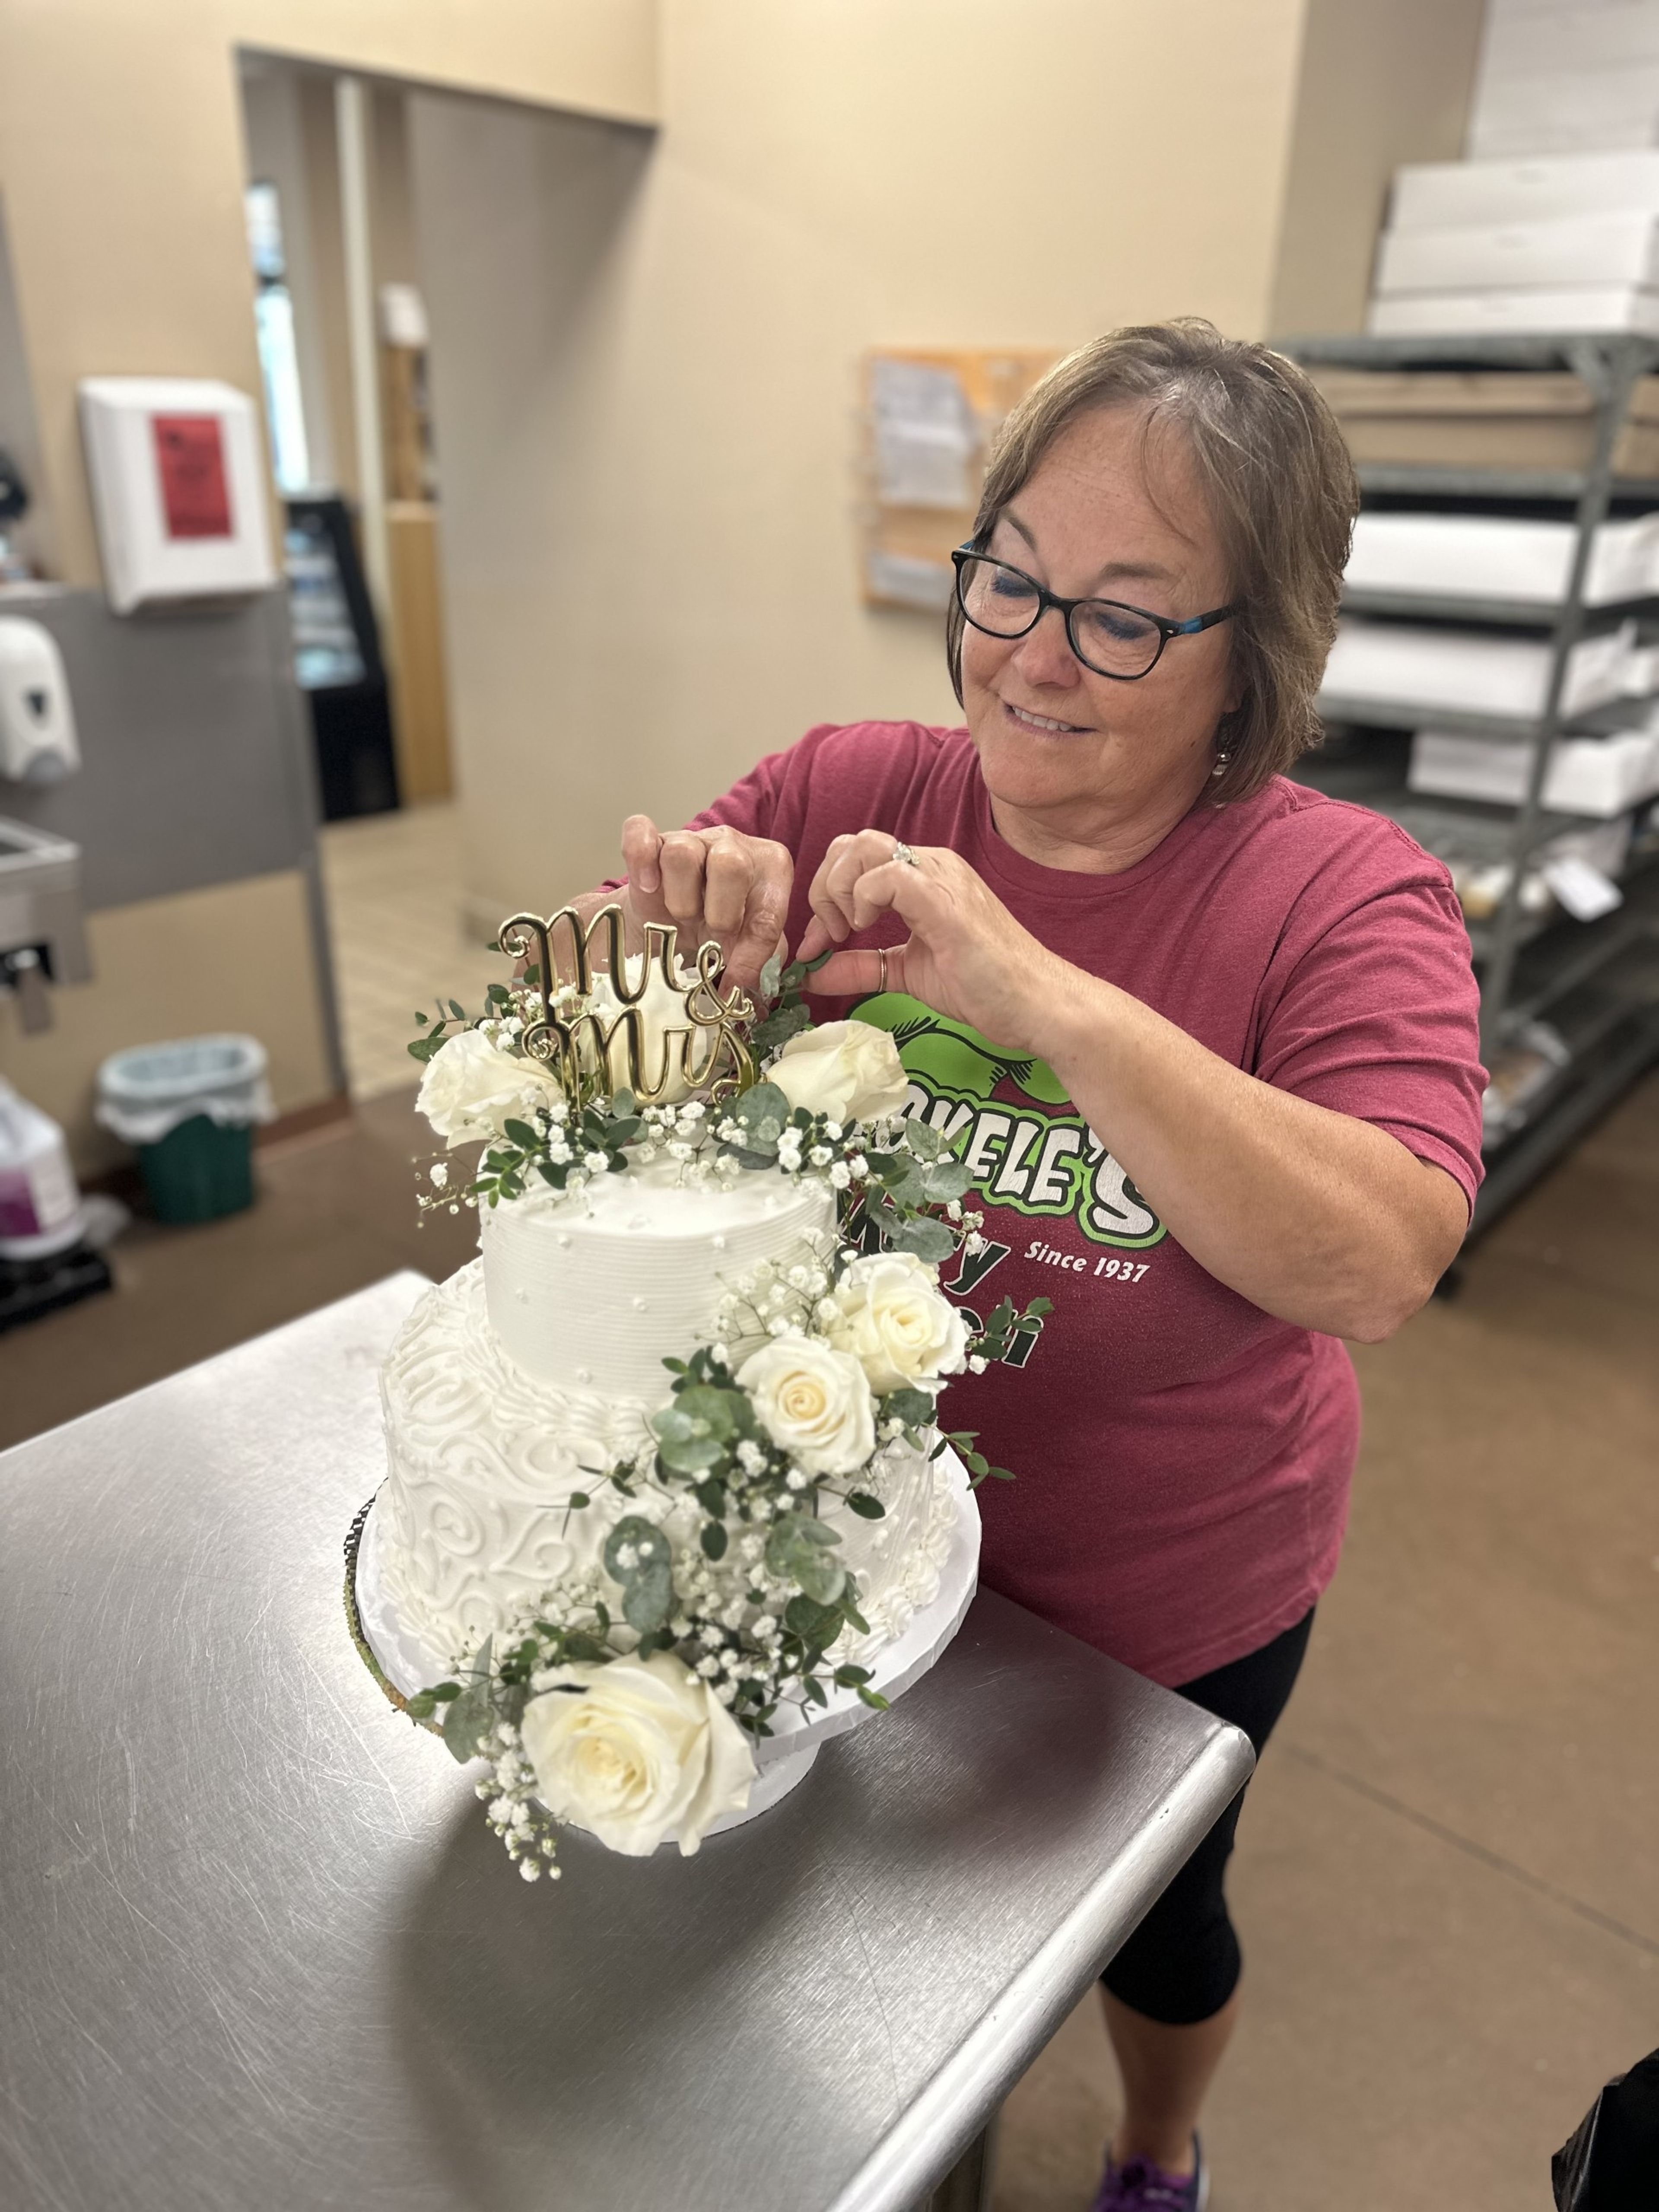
[825, 1716, 1256, 2212]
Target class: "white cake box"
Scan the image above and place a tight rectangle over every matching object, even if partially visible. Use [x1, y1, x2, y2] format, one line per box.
[1468, 69, 1659, 163]
[1409, 726, 1659, 817]
[1345, 512, 1659, 607]
[1367, 287, 1659, 339]
[1390, 151, 1659, 233]
[1375, 212, 1659, 296]
[1481, 9, 1659, 82]
[1323, 617, 1639, 721]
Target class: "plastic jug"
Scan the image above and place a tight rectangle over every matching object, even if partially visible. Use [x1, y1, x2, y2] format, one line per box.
[0, 1078, 84, 1259]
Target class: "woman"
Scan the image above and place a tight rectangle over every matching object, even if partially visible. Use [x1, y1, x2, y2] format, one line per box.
[585, 321, 1484, 2209]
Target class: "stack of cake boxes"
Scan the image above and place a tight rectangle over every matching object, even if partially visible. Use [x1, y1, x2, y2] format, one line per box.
[1468, 0, 1659, 165]
[1320, 19, 1659, 825]
[1370, 0, 1659, 337]
[1370, 152, 1659, 340]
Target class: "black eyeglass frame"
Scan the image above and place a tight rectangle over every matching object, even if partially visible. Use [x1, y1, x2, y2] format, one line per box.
[950, 546, 1238, 682]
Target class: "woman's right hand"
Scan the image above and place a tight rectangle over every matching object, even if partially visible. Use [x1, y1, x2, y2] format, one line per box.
[618, 815, 794, 995]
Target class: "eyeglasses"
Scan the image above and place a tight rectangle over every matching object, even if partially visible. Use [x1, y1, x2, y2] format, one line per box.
[951, 548, 1238, 682]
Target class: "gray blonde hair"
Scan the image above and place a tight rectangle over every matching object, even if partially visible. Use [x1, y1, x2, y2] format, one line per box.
[946, 318, 1358, 804]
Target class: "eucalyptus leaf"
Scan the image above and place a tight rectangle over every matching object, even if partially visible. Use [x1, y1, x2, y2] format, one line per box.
[750, 1001, 815, 1059]
[700, 1520, 728, 1560]
[603, 1516, 675, 1633]
[920, 1160, 973, 1202]
[884, 1214, 957, 1263]
[502, 1119, 540, 1149]
[783, 1593, 844, 1650]
[757, 948, 784, 1001]
[652, 1388, 743, 1472]
[901, 1119, 943, 1160]
[881, 1386, 934, 1430]
[766, 1512, 845, 1605]
[728, 1082, 791, 1152]
[622, 1567, 673, 1634]
[845, 1491, 886, 1520]
[442, 1682, 493, 1764]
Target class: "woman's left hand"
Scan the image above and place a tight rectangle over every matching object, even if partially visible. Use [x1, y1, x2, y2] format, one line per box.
[797, 831, 1067, 1051]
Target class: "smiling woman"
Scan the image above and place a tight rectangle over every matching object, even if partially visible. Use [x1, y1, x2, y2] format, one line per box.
[573, 320, 1486, 2207]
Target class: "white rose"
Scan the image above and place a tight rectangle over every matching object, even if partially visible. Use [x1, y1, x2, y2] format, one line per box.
[736, 1335, 876, 1476]
[586, 953, 718, 1105]
[825, 1251, 969, 1395]
[769, 1020, 910, 1125]
[519, 1651, 755, 1858]
[416, 1027, 566, 1147]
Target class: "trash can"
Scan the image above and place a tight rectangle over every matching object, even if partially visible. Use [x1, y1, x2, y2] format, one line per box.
[95, 1036, 275, 1225]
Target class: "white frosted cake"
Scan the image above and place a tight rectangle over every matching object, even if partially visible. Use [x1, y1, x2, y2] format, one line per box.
[350, 904, 1043, 1876]
[376, 1161, 960, 1675]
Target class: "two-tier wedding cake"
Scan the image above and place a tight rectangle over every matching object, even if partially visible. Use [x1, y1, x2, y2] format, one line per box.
[346, 905, 1046, 1883]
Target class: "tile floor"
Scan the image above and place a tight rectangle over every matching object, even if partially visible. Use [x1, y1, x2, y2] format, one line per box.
[318, 801, 505, 1099]
[1, 1026, 1654, 2208]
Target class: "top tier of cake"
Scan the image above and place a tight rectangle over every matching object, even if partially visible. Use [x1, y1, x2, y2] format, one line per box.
[478, 1161, 836, 1402]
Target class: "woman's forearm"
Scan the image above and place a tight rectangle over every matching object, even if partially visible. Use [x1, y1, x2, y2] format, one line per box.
[1034, 964, 1468, 1341]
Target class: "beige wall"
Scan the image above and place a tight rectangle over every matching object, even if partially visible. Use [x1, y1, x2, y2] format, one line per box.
[0, 871, 335, 1174]
[0, 0, 658, 587]
[412, 0, 1322, 922]
[1267, 0, 1487, 336]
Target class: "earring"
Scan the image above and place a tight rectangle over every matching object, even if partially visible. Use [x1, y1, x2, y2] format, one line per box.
[1210, 750, 1230, 778]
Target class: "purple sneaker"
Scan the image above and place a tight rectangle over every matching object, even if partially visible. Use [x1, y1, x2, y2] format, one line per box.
[1090, 2135, 1208, 2212]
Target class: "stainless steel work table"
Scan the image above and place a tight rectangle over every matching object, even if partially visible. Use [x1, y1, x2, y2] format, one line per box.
[0, 1272, 1254, 2212]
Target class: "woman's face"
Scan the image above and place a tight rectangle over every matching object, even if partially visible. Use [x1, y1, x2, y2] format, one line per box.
[960, 405, 1240, 838]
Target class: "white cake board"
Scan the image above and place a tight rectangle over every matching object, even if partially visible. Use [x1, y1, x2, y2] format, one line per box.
[353, 1450, 981, 1845]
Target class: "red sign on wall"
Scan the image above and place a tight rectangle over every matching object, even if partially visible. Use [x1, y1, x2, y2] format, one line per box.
[152, 414, 232, 539]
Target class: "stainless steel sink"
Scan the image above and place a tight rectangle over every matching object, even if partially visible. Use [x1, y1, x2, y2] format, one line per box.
[0, 817, 91, 989]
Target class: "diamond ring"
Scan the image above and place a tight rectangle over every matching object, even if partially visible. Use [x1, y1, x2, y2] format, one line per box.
[891, 841, 918, 868]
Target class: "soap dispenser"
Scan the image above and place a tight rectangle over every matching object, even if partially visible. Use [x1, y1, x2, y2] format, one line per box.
[0, 619, 80, 783]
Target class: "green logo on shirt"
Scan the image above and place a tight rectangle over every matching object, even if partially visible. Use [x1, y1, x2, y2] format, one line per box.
[856, 993, 1168, 1251]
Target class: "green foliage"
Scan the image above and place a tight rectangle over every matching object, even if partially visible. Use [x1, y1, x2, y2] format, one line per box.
[881, 1213, 958, 1264]
[442, 1681, 493, 1763]
[750, 944, 835, 1061]
[845, 1491, 885, 1520]
[937, 1425, 1015, 1490]
[766, 1512, 846, 1604]
[603, 1516, 675, 1633]
[880, 1386, 935, 1432]
[651, 1382, 750, 1473]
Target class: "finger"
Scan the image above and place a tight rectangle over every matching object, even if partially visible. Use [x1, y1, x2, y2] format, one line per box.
[699, 832, 754, 939]
[796, 912, 833, 963]
[656, 831, 709, 932]
[805, 833, 864, 946]
[805, 944, 907, 997]
[722, 849, 794, 993]
[620, 814, 664, 896]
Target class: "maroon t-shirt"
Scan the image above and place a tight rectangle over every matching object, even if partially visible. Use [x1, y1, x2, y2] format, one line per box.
[679, 719, 1485, 1686]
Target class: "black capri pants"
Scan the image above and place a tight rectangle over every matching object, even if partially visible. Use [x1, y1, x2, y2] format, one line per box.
[1101, 1606, 1315, 2026]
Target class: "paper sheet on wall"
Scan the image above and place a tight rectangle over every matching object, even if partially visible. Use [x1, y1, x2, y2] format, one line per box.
[871, 359, 977, 509]
[864, 550, 954, 610]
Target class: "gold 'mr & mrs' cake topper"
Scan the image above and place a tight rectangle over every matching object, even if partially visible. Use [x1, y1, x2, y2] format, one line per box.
[497, 903, 756, 1111]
